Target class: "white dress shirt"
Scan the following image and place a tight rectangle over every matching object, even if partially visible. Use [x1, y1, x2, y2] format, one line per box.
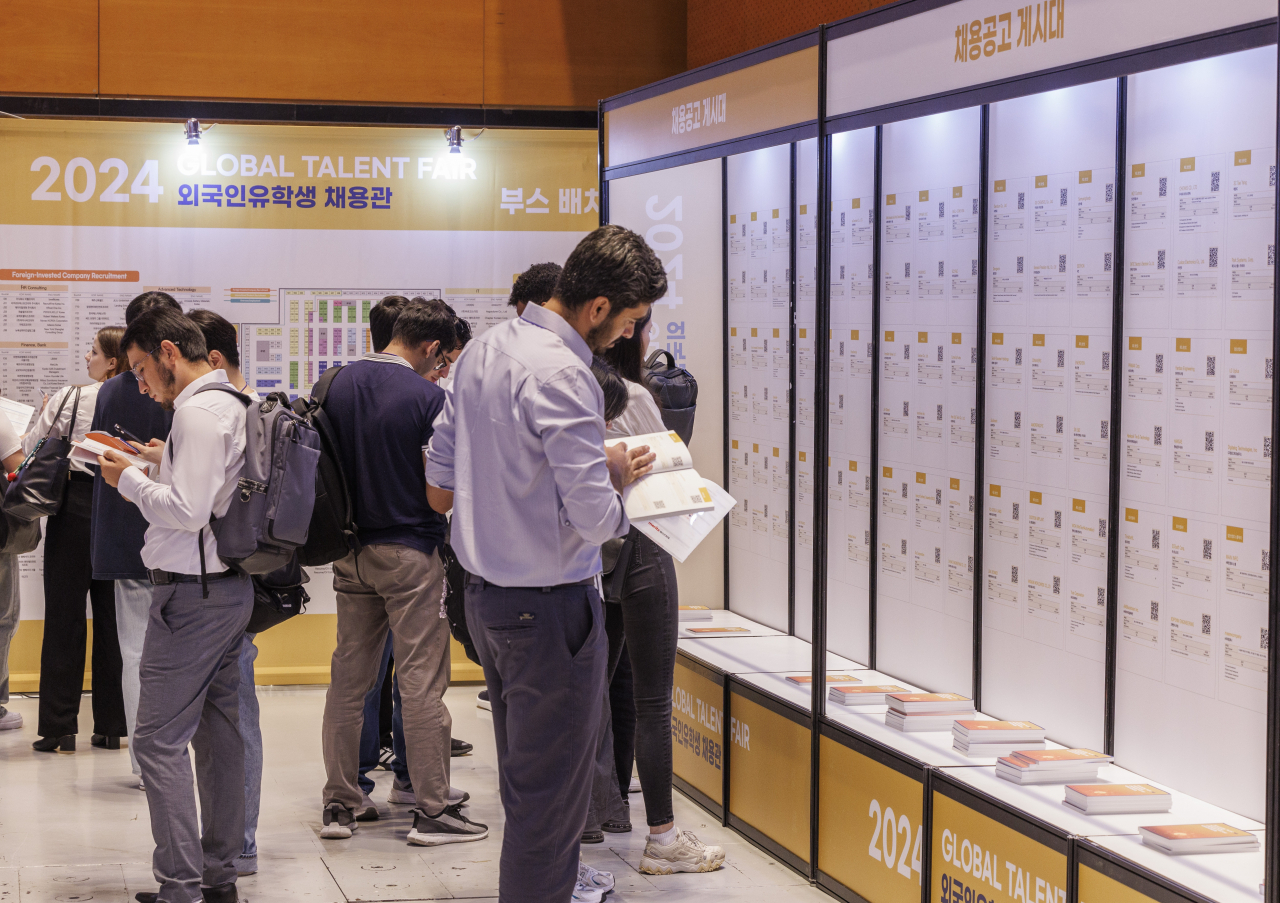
[117, 369, 247, 575]
[22, 382, 101, 474]
[607, 380, 666, 440]
[425, 302, 628, 586]
[0, 413, 20, 462]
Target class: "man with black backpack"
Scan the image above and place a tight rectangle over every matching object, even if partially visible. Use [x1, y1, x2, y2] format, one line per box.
[316, 300, 486, 847]
[98, 307, 253, 903]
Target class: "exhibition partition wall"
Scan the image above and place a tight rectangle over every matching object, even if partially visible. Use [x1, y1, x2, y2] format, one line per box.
[604, 2, 1280, 902]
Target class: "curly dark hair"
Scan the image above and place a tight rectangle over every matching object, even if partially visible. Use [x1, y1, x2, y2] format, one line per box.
[554, 225, 668, 314]
[508, 262, 562, 309]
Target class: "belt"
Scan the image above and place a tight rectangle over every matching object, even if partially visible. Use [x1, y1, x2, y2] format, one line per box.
[466, 574, 599, 593]
[148, 568, 236, 586]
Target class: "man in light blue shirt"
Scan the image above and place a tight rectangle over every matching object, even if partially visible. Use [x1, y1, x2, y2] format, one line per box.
[425, 225, 665, 903]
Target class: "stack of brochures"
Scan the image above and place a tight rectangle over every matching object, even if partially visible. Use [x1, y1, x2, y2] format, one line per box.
[1065, 784, 1172, 815]
[951, 720, 1046, 758]
[677, 606, 713, 622]
[884, 693, 975, 732]
[1138, 823, 1259, 855]
[827, 685, 909, 706]
[785, 674, 858, 685]
[996, 749, 1112, 785]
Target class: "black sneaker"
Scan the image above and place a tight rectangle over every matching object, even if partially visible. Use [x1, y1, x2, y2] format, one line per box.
[477, 689, 491, 711]
[320, 802, 358, 839]
[451, 737, 473, 757]
[406, 803, 489, 846]
[580, 829, 604, 844]
[603, 801, 632, 833]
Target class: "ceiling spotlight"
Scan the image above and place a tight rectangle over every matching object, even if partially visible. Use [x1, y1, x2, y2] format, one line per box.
[446, 126, 463, 154]
[184, 118, 202, 145]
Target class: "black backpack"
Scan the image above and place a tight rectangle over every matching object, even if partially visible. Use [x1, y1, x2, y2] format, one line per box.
[290, 366, 360, 567]
[644, 349, 698, 445]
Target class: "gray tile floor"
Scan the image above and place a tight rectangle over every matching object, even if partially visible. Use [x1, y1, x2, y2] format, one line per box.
[0, 684, 831, 902]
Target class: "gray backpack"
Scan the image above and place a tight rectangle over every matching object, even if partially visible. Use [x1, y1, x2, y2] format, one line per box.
[188, 385, 323, 578]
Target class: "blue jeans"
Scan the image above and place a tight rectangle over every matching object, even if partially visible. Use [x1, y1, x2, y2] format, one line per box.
[237, 635, 262, 865]
[357, 634, 409, 794]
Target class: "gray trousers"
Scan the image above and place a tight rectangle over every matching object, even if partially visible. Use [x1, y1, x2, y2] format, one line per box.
[134, 574, 253, 903]
[115, 577, 153, 776]
[467, 576, 607, 903]
[0, 553, 18, 706]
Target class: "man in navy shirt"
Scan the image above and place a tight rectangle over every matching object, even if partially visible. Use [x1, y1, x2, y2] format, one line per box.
[89, 291, 176, 784]
[318, 300, 487, 847]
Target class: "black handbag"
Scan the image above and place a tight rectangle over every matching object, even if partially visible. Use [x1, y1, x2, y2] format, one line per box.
[245, 554, 310, 634]
[2, 387, 81, 523]
[0, 483, 41, 555]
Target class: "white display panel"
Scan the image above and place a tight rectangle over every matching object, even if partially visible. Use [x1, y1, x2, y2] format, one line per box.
[1115, 45, 1276, 821]
[826, 127, 876, 664]
[727, 145, 793, 632]
[608, 159, 727, 612]
[981, 79, 1117, 752]
[795, 139, 818, 641]
[876, 108, 980, 696]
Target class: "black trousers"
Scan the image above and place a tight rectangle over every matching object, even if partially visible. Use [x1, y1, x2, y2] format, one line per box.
[467, 577, 606, 903]
[38, 476, 125, 738]
[605, 531, 679, 828]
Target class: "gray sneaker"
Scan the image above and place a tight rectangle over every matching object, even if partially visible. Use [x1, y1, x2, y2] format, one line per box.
[388, 779, 470, 807]
[639, 828, 725, 874]
[406, 804, 488, 846]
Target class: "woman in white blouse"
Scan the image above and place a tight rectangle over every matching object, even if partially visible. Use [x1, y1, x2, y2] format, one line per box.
[24, 327, 128, 754]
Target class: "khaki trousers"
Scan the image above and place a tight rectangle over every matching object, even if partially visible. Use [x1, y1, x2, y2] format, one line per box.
[321, 543, 451, 814]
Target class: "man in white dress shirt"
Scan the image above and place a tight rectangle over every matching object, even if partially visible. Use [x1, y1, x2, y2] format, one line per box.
[99, 306, 252, 903]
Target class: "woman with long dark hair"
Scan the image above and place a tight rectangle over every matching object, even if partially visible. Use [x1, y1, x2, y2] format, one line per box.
[601, 311, 725, 874]
[24, 326, 127, 753]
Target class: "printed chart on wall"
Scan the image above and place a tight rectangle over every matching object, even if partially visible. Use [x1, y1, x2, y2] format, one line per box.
[0, 119, 600, 618]
[980, 78, 1118, 752]
[1115, 46, 1276, 820]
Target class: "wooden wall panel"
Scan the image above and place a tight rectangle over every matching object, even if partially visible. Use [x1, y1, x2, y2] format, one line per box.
[484, 0, 685, 108]
[687, 0, 892, 70]
[98, 0, 485, 105]
[0, 0, 99, 96]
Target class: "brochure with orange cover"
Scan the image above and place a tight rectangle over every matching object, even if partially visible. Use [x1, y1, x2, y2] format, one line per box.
[1068, 784, 1167, 798]
[887, 692, 973, 713]
[954, 720, 1043, 732]
[786, 674, 859, 684]
[1142, 823, 1252, 840]
[1006, 748, 1110, 767]
[833, 685, 907, 694]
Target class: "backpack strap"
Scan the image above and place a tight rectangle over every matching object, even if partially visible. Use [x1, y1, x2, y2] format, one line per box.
[41, 386, 78, 440]
[310, 364, 344, 406]
[644, 348, 675, 371]
[184, 382, 251, 597]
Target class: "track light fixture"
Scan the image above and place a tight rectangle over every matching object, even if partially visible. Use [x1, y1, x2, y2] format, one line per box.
[446, 126, 463, 154]
[184, 118, 202, 145]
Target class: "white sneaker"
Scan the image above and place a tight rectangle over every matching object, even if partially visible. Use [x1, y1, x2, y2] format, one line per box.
[628, 776, 641, 794]
[578, 861, 614, 895]
[639, 828, 726, 874]
[477, 689, 491, 711]
[0, 707, 22, 730]
[572, 883, 603, 903]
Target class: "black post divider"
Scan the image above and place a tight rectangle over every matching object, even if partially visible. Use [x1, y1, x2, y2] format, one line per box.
[919, 766, 935, 903]
[1103, 76, 1129, 757]
[1264, 12, 1280, 902]
[597, 100, 607, 226]
[789, 142, 800, 638]
[869, 123, 884, 672]
[972, 104, 991, 709]
[723, 156, 731, 617]
[1067, 836, 1079, 903]
[810, 23, 832, 880]
[721, 674, 732, 827]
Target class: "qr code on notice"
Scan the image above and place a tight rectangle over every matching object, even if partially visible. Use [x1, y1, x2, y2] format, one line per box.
[1105, 183, 1114, 203]
[1098, 519, 1107, 540]
[1203, 539, 1213, 561]
[1104, 252, 1112, 272]
[1150, 601, 1159, 622]
[1210, 171, 1221, 192]
[1059, 188, 1068, 206]
[1017, 256, 1025, 274]
[1204, 431, 1214, 452]
[1100, 419, 1109, 440]
[900, 539, 907, 554]
[903, 401, 910, 417]
[1271, 245, 1277, 268]
[1052, 576, 1061, 594]
[1155, 353, 1164, 374]
[937, 346, 944, 362]
[1154, 425, 1162, 446]
[938, 202, 945, 219]
[1263, 627, 1270, 650]
[969, 495, 975, 513]
[936, 403, 943, 420]
[1056, 415, 1064, 434]
[971, 258, 979, 276]
[1206, 356, 1215, 376]
[1201, 613, 1211, 636]
[905, 262, 911, 277]
[1265, 437, 1272, 458]
[934, 547, 941, 564]
[1267, 358, 1274, 380]
[1102, 352, 1110, 371]
[1158, 177, 1168, 197]
[1057, 350, 1065, 368]
[1263, 549, 1271, 572]
[938, 260, 945, 278]
[1011, 565, 1019, 584]
[971, 346, 978, 364]
[1017, 192, 1025, 210]
[1054, 510, 1062, 529]
[1157, 249, 1166, 270]
[1012, 502, 1020, 521]
[1015, 348, 1023, 365]
[1096, 587, 1106, 607]
[901, 483, 908, 499]
[970, 407, 977, 424]
[1014, 411, 1022, 429]
[1209, 247, 1218, 268]
[972, 198, 979, 215]
[1271, 165, 1277, 188]
[935, 489, 942, 504]
[1152, 529, 1161, 550]
[968, 556, 974, 573]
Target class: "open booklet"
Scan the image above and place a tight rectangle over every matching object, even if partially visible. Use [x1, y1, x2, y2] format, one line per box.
[604, 431, 737, 562]
[606, 430, 715, 520]
[69, 431, 149, 470]
[0, 397, 34, 435]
